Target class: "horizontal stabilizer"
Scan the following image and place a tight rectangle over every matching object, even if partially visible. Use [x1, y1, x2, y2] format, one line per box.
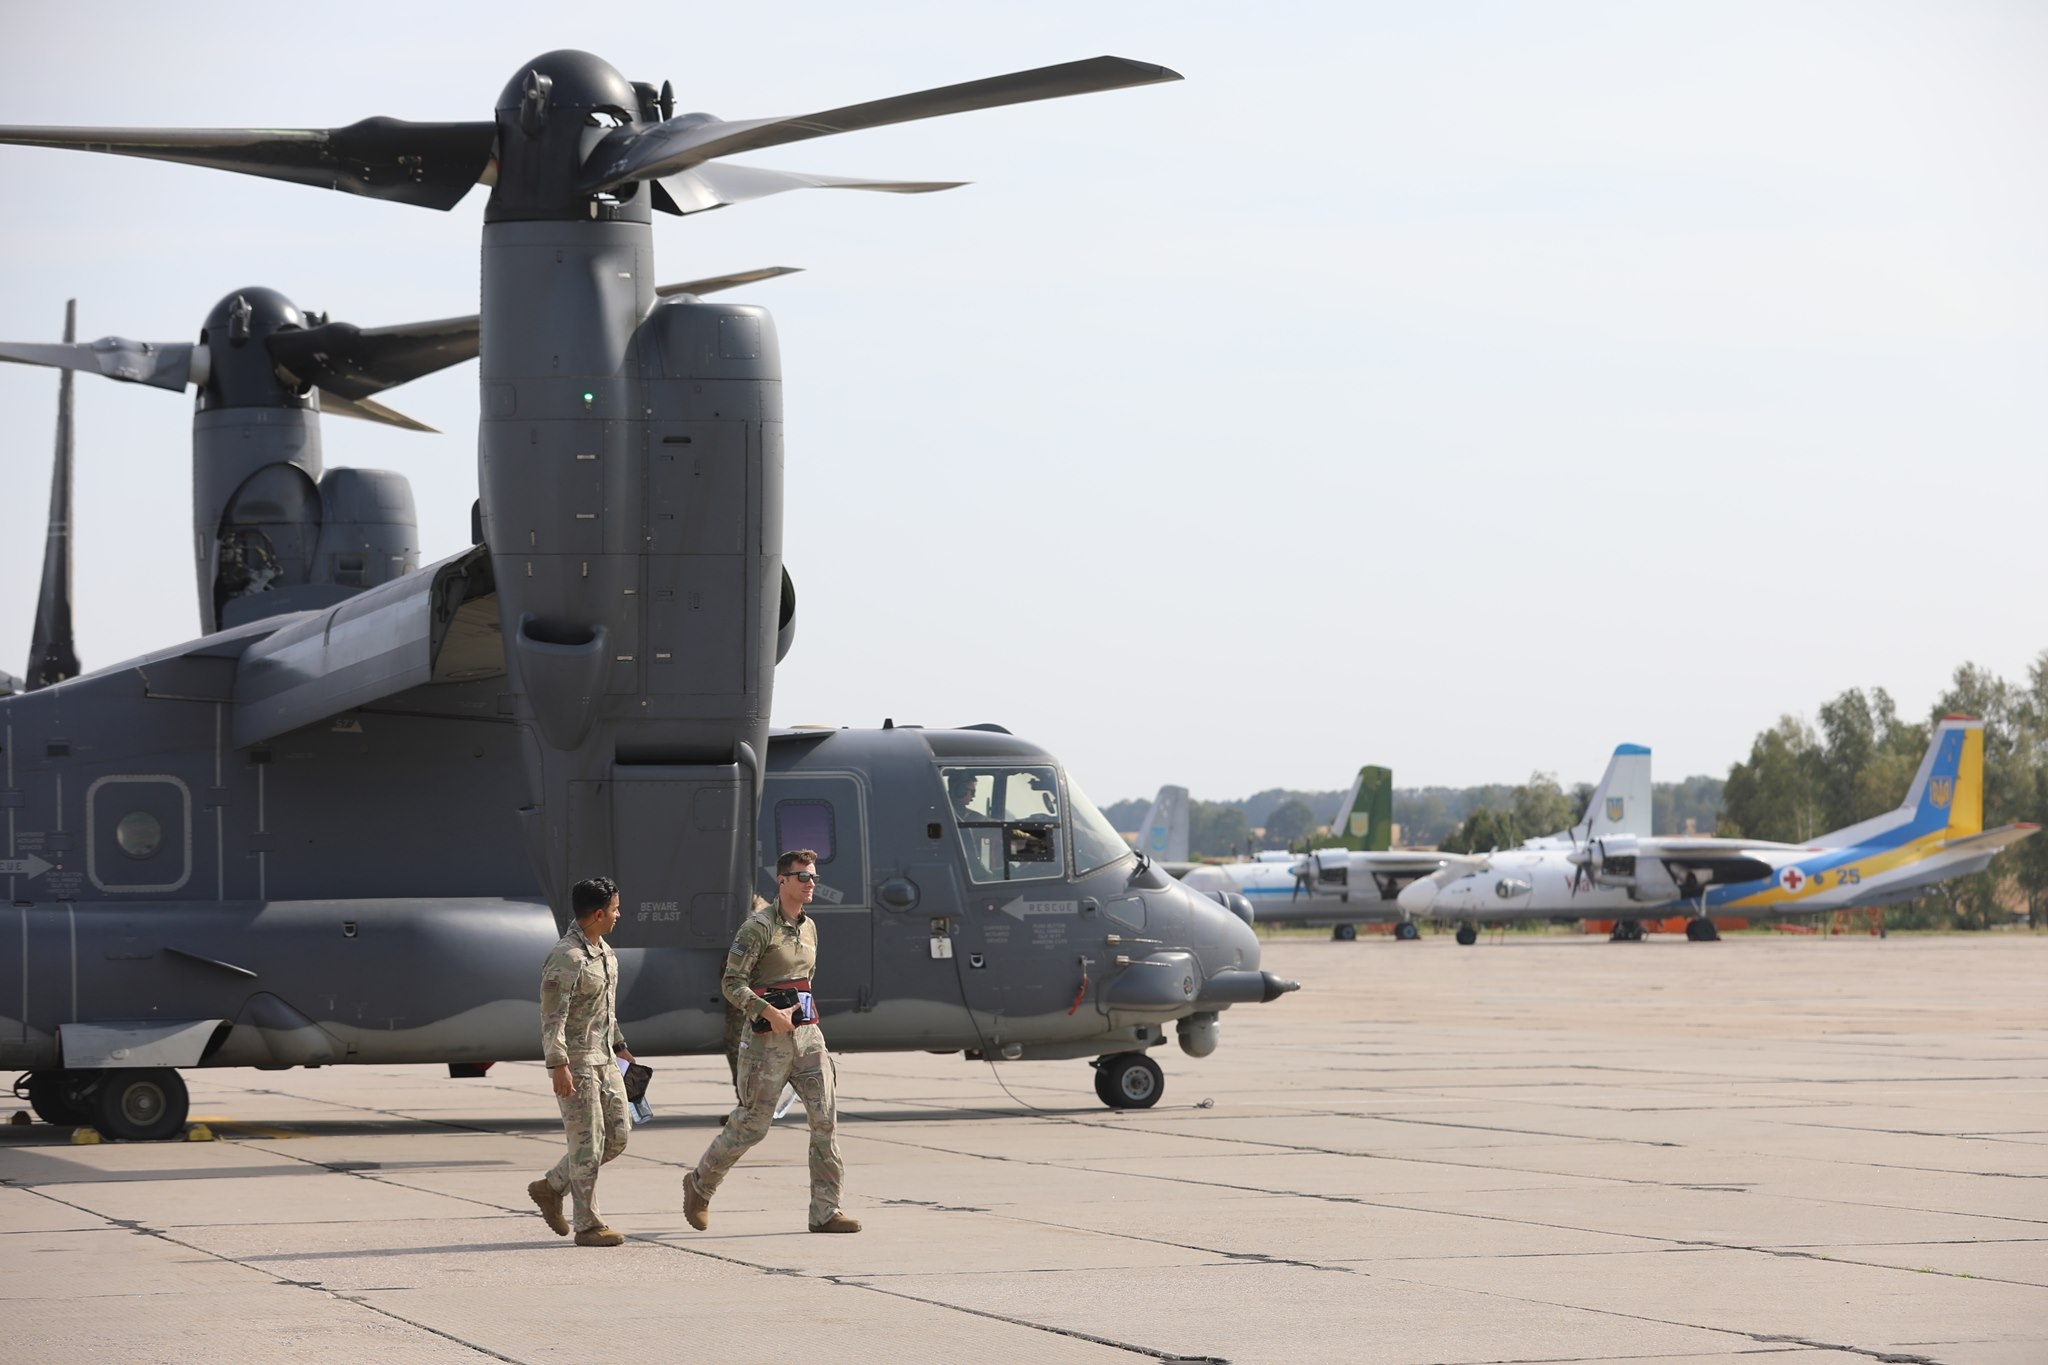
[1936, 823, 2039, 856]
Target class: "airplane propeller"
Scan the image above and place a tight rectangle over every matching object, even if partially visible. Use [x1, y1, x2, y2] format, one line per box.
[0, 55, 1179, 219]
[25, 300, 80, 691]
[0, 267, 804, 433]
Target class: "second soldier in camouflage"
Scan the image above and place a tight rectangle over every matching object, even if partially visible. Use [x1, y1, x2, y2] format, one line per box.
[528, 876, 634, 1247]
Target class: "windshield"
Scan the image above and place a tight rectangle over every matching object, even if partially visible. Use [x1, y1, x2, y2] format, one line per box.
[1067, 776, 1135, 876]
[942, 764, 1065, 884]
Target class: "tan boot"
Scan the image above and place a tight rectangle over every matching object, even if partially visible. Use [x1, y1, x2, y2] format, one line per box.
[574, 1224, 624, 1247]
[527, 1179, 568, 1237]
[683, 1171, 710, 1231]
[809, 1212, 861, 1234]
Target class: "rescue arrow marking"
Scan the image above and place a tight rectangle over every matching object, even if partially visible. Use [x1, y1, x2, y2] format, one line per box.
[0, 855, 52, 879]
[999, 897, 1077, 921]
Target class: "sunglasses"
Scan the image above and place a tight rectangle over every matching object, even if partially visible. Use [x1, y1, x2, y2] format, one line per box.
[782, 871, 820, 883]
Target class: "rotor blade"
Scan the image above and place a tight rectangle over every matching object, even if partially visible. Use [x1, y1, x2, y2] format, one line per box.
[580, 55, 1181, 193]
[268, 315, 480, 400]
[316, 388, 437, 433]
[655, 162, 964, 215]
[653, 266, 803, 297]
[27, 300, 80, 690]
[0, 337, 198, 391]
[0, 118, 496, 210]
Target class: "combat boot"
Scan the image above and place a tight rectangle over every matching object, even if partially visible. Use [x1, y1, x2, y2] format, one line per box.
[809, 1212, 862, 1234]
[527, 1178, 568, 1236]
[575, 1224, 624, 1247]
[683, 1170, 711, 1231]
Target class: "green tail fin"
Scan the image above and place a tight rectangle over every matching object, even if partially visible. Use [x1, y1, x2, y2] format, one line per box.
[1335, 765, 1394, 850]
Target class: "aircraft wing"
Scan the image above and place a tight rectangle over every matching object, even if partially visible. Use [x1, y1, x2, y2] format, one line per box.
[232, 547, 499, 747]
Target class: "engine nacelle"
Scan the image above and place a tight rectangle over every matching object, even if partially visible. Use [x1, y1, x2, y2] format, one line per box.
[1581, 835, 1680, 903]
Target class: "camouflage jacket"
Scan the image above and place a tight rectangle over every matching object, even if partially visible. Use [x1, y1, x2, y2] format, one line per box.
[722, 900, 818, 1022]
[539, 923, 626, 1068]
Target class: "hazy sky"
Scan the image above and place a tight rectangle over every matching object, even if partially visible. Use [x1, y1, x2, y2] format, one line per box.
[0, 3, 2042, 803]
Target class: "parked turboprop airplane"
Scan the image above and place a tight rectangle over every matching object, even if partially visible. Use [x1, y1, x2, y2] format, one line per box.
[1177, 766, 1451, 940]
[1269, 747, 1652, 940]
[1399, 718, 2033, 942]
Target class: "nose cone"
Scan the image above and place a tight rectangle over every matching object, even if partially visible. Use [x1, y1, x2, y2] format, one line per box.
[1398, 876, 1438, 917]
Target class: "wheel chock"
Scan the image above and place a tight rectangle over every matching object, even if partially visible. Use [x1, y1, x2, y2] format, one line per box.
[70, 1127, 103, 1145]
[8, 1110, 28, 1126]
[186, 1124, 215, 1142]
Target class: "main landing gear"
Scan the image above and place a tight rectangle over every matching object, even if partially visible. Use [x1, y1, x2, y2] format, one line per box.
[1610, 919, 1646, 942]
[1331, 923, 1357, 941]
[1394, 921, 1421, 942]
[14, 1068, 190, 1141]
[1455, 924, 1478, 946]
[1092, 1052, 1164, 1109]
[1685, 917, 1721, 942]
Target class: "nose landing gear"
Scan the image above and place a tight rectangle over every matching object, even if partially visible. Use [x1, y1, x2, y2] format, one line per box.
[1331, 923, 1357, 942]
[1394, 921, 1421, 942]
[1610, 919, 1646, 942]
[1092, 1051, 1164, 1109]
[1454, 924, 1478, 946]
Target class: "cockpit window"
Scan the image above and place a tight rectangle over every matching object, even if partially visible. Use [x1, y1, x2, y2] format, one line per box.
[1067, 777, 1133, 877]
[942, 765, 1065, 884]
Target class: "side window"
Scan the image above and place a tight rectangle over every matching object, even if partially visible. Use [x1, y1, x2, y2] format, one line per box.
[774, 800, 835, 864]
[942, 764, 1065, 884]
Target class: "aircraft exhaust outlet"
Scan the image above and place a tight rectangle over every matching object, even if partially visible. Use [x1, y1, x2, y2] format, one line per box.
[1177, 1012, 1219, 1058]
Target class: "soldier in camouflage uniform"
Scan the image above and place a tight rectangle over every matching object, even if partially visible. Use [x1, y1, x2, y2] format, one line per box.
[528, 876, 634, 1247]
[683, 850, 860, 1234]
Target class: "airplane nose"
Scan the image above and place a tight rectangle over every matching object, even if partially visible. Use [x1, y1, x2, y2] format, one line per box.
[1398, 876, 1438, 917]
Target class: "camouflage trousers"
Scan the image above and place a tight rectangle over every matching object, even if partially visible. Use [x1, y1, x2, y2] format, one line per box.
[693, 1023, 842, 1226]
[546, 1062, 629, 1231]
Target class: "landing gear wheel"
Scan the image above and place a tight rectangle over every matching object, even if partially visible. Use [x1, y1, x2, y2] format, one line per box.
[1610, 920, 1644, 942]
[23, 1071, 93, 1126]
[1395, 921, 1420, 942]
[92, 1068, 189, 1141]
[1685, 918, 1720, 942]
[1096, 1052, 1164, 1109]
[1455, 925, 1478, 946]
[1332, 923, 1358, 942]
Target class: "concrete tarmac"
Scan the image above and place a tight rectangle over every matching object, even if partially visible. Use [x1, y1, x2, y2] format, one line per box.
[3, 933, 2045, 1364]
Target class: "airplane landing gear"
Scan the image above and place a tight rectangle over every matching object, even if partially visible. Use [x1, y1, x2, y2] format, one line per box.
[1331, 924, 1357, 942]
[14, 1068, 187, 1139]
[1685, 917, 1721, 942]
[1455, 924, 1478, 946]
[17, 1070, 92, 1126]
[1093, 1052, 1164, 1109]
[1394, 921, 1420, 942]
[1610, 920, 1645, 942]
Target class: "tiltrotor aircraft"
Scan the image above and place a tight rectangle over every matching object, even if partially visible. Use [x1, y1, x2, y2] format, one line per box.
[0, 51, 1295, 1140]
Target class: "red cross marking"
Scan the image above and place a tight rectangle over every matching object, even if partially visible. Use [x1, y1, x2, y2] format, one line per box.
[1781, 868, 1804, 892]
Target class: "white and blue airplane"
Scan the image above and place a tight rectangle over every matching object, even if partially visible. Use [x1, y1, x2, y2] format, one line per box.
[1399, 717, 2034, 943]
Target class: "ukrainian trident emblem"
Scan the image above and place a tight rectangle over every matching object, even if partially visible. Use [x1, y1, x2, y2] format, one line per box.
[1605, 797, 1624, 823]
[1929, 777, 1953, 810]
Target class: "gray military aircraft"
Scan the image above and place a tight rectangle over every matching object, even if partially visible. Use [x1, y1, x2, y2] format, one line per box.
[0, 51, 1295, 1140]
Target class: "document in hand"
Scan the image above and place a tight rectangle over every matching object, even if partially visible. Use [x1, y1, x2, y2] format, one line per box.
[618, 1058, 654, 1125]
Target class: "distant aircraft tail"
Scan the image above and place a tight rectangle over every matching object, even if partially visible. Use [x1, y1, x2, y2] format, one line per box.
[1819, 716, 1982, 849]
[1136, 784, 1190, 863]
[1569, 744, 1652, 841]
[1330, 765, 1394, 850]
